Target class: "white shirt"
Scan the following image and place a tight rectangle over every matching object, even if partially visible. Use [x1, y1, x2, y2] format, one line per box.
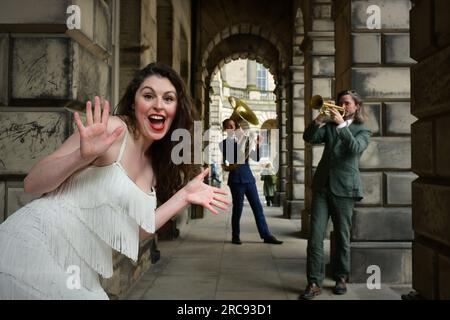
[336, 119, 353, 133]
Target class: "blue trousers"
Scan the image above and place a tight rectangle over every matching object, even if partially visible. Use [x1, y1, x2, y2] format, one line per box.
[229, 182, 271, 240]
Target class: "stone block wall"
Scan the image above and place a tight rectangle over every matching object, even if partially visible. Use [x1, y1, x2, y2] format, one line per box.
[332, 0, 415, 284]
[410, 0, 450, 298]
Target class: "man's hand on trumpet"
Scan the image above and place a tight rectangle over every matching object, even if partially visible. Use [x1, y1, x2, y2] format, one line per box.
[328, 108, 345, 125]
[314, 113, 328, 125]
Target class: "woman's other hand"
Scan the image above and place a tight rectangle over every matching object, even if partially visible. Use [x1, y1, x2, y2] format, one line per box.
[182, 168, 230, 214]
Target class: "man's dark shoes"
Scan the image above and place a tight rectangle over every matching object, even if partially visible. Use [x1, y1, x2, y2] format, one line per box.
[333, 277, 347, 295]
[263, 236, 283, 244]
[231, 238, 242, 245]
[300, 283, 321, 300]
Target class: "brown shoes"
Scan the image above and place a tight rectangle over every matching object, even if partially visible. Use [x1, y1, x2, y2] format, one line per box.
[333, 277, 347, 295]
[300, 283, 321, 300]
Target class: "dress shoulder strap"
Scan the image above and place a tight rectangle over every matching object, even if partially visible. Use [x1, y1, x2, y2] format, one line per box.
[116, 118, 129, 163]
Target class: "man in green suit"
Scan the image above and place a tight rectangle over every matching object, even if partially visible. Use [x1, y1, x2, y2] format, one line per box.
[300, 90, 371, 299]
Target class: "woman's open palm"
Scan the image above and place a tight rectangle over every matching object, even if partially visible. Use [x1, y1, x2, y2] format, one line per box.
[73, 96, 124, 160]
[184, 168, 230, 215]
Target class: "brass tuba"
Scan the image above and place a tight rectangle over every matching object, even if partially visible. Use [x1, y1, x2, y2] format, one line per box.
[222, 96, 259, 172]
[228, 96, 259, 126]
[310, 95, 346, 117]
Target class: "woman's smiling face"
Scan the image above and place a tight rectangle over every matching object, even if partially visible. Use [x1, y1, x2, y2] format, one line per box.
[134, 75, 177, 141]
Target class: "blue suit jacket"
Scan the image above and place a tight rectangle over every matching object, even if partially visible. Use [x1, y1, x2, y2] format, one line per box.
[219, 137, 260, 185]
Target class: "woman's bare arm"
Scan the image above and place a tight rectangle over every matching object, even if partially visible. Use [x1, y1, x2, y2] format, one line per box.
[139, 169, 230, 241]
[23, 137, 95, 196]
[24, 97, 124, 196]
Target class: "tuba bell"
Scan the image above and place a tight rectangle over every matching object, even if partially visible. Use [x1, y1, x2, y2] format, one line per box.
[310, 95, 346, 117]
[222, 96, 259, 172]
[228, 96, 259, 126]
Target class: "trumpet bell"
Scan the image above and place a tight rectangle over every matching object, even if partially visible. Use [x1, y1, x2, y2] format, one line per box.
[310, 95, 346, 117]
[228, 96, 259, 126]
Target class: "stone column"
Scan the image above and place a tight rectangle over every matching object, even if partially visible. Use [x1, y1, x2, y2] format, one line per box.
[302, 0, 336, 236]
[246, 59, 257, 90]
[410, 0, 450, 299]
[156, 0, 173, 66]
[284, 6, 307, 219]
[333, 0, 415, 283]
[221, 66, 229, 87]
[275, 80, 288, 208]
[284, 64, 305, 219]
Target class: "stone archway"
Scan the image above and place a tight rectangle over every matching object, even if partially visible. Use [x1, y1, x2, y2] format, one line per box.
[199, 34, 286, 207]
[191, 0, 304, 220]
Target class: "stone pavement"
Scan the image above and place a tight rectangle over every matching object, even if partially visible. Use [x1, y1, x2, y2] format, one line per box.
[125, 201, 412, 300]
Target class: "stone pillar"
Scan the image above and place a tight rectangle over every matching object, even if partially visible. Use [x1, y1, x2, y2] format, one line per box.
[275, 80, 288, 208]
[333, 0, 415, 283]
[284, 7, 306, 219]
[221, 67, 229, 87]
[156, 0, 173, 66]
[284, 64, 305, 219]
[410, 0, 450, 299]
[120, 0, 142, 96]
[246, 59, 257, 90]
[302, 0, 336, 236]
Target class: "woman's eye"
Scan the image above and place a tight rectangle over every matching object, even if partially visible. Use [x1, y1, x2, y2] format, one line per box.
[144, 94, 154, 100]
[164, 96, 175, 102]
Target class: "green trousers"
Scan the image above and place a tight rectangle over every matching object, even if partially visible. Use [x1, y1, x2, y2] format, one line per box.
[306, 189, 355, 286]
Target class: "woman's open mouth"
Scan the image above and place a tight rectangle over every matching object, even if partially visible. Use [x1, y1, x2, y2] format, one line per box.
[148, 114, 166, 131]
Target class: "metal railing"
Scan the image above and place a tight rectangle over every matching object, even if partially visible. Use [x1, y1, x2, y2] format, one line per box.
[229, 87, 249, 99]
[228, 87, 275, 101]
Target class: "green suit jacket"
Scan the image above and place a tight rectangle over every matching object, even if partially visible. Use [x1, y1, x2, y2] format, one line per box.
[303, 121, 371, 201]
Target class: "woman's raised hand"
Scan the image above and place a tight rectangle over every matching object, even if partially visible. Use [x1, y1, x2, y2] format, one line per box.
[73, 96, 124, 161]
[183, 168, 230, 215]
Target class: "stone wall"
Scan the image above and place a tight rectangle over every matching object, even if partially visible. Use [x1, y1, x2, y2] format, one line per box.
[410, 0, 450, 300]
[332, 0, 415, 283]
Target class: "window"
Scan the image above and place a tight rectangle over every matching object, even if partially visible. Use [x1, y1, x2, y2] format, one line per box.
[259, 129, 270, 159]
[256, 63, 268, 90]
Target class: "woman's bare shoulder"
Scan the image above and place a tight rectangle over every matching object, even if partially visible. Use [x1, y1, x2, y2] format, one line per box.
[108, 115, 128, 132]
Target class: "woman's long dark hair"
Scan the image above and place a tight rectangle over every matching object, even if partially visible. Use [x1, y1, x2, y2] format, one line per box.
[336, 89, 365, 124]
[114, 62, 199, 204]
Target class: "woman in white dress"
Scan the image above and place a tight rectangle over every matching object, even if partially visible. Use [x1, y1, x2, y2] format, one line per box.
[0, 62, 229, 299]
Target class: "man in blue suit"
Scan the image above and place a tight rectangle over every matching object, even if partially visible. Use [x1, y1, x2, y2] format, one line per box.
[219, 118, 283, 245]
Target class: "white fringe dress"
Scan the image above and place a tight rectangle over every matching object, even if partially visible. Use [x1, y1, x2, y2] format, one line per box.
[0, 128, 156, 299]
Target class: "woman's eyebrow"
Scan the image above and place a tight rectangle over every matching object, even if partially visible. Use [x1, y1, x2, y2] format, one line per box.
[140, 86, 176, 96]
[140, 86, 155, 92]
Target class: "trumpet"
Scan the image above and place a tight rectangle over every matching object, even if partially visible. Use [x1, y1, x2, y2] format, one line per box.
[310, 95, 346, 117]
